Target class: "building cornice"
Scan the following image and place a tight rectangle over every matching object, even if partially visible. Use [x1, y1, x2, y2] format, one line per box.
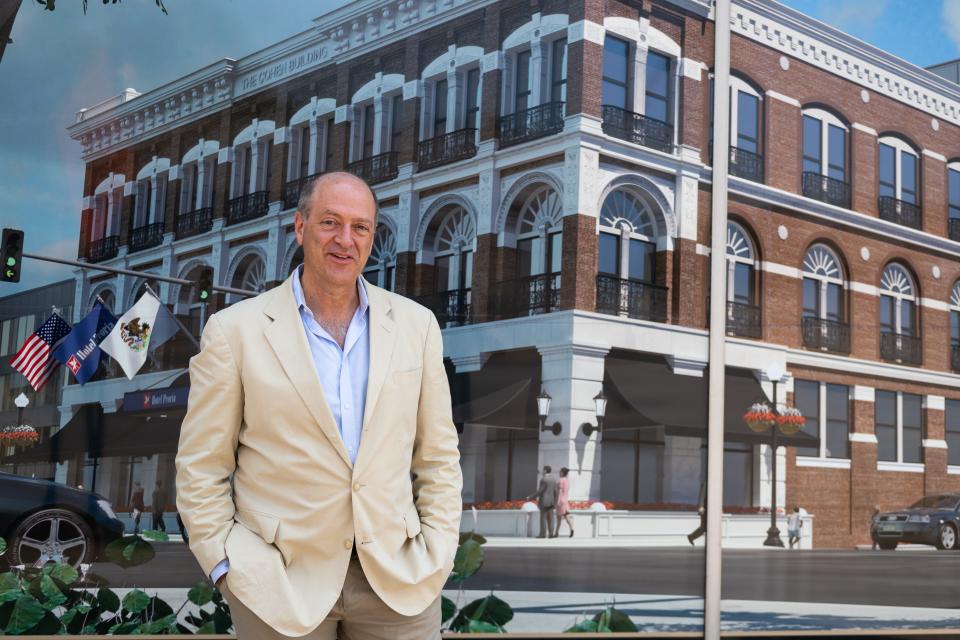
[734, 0, 960, 126]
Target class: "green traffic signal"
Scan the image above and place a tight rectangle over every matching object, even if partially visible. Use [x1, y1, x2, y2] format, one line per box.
[1, 228, 23, 283]
[5, 257, 15, 266]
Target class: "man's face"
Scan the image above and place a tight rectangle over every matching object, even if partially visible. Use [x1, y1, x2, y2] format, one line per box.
[294, 177, 377, 291]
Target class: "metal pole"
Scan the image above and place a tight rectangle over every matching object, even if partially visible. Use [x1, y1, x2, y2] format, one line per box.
[764, 379, 784, 547]
[705, 0, 732, 638]
[143, 284, 201, 351]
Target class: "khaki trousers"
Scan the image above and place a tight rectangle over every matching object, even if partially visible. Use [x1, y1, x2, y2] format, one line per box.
[221, 557, 441, 640]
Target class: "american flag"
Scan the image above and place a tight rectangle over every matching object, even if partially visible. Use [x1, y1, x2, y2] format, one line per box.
[9, 313, 72, 391]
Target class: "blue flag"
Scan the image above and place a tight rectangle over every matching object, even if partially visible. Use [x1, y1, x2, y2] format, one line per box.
[53, 303, 118, 385]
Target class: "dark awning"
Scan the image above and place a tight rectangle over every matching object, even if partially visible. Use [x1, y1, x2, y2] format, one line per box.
[603, 351, 819, 448]
[446, 349, 540, 431]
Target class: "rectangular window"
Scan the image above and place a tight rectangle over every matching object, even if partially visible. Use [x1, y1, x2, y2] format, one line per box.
[950, 168, 960, 220]
[548, 232, 563, 274]
[645, 51, 671, 123]
[391, 94, 403, 151]
[514, 50, 531, 113]
[879, 143, 896, 198]
[901, 299, 915, 336]
[733, 263, 753, 304]
[465, 68, 480, 130]
[825, 384, 850, 459]
[628, 239, 655, 283]
[325, 117, 335, 171]
[550, 38, 567, 104]
[827, 125, 846, 182]
[826, 283, 843, 321]
[802, 279, 818, 318]
[299, 126, 311, 179]
[434, 79, 448, 136]
[241, 145, 252, 195]
[876, 390, 897, 462]
[902, 393, 923, 464]
[736, 92, 759, 153]
[362, 104, 375, 159]
[179, 163, 196, 213]
[947, 399, 960, 466]
[803, 117, 822, 174]
[598, 232, 619, 275]
[795, 380, 820, 457]
[517, 237, 534, 276]
[461, 251, 473, 292]
[601, 36, 630, 110]
[952, 311, 960, 346]
[435, 255, 451, 292]
[901, 152, 917, 204]
[879, 296, 895, 333]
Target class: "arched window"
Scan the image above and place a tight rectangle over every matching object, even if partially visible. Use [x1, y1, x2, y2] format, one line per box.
[598, 189, 657, 282]
[802, 107, 849, 207]
[802, 244, 845, 322]
[725, 222, 759, 337]
[129, 276, 161, 308]
[514, 186, 563, 314]
[949, 161, 960, 240]
[878, 135, 921, 228]
[950, 282, 960, 368]
[363, 224, 397, 291]
[232, 253, 267, 295]
[178, 140, 219, 223]
[90, 289, 115, 314]
[879, 263, 921, 364]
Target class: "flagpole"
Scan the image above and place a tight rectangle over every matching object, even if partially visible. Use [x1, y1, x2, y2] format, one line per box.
[142, 284, 201, 351]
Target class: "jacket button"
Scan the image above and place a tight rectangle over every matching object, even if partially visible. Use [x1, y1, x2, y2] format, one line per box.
[353, 482, 361, 491]
[343, 539, 352, 550]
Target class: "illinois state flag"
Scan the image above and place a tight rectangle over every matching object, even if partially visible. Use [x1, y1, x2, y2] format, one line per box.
[99, 292, 178, 380]
[52, 303, 117, 385]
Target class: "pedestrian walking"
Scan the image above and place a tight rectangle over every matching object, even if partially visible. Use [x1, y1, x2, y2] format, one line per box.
[555, 467, 574, 538]
[151, 480, 166, 532]
[129, 482, 145, 534]
[527, 465, 559, 538]
[871, 505, 881, 550]
[787, 506, 803, 549]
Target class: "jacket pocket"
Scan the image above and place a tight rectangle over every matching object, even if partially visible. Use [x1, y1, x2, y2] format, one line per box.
[403, 503, 422, 538]
[236, 508, 280, 544]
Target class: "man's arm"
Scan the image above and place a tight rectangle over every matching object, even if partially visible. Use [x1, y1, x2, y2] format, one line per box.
[175, 315, 243, 580]
[411, 314, 463, 563]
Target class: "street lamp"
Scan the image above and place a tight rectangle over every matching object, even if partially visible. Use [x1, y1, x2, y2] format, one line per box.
[580, 390, 608, 437]
[14, 393, 28, 428]
[537, 389, 561, 436]
[743, 365, 803, 548]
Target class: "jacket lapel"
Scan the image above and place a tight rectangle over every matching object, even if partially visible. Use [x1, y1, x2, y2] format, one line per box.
[262, 276, 352, 468]
[361, 283, 396, 433]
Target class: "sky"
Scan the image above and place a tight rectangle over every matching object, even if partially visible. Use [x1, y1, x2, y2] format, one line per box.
[0, 0, 957, 299]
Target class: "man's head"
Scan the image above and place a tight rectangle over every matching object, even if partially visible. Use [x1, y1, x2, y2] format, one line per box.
[294, 172, 378, 293]
[543, 465, 552, 474]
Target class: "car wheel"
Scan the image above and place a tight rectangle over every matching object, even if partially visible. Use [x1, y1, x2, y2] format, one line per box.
[937, 524, 958, 550]
[878, 541, 898, 551]
[8, 509, 93, 569]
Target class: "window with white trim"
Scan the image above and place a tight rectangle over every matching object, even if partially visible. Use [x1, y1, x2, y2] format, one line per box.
[802, 108, 848, 184]
[876, 390, 923, 464]
[879, 263, 917, 337]
[878, 136, 919, 205]
[231, 135, 272, 198]
[802, 244, 845, 322]
[350, 91, 403, 161]
[731, 77, 761, 156]
[598, 190, 657, 284]
[725, 221, 755, 306]
[795, 380, 850, 459]
[601, 35, 674, 124]
[946, 399, 960, 466]
[91, 175, 123, 242]
[420, 50, 483, 141]
[178, 143, 218, 214]
[948, 162, 960, 226]
[432, 207, 475, 295]
[363, 224, 397, 292]
[287, 100, 336, 182]
[133, 158, 170, 230]
[515, 186, 563, 312]
[951, 282, 960, 357]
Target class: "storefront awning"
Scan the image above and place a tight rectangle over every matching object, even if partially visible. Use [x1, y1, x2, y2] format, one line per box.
[604, 351, 819, 448]
[446, 349, 540, 431]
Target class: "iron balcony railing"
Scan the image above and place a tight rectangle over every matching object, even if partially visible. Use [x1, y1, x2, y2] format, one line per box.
[175, 207, 213, 239]
[498, 102, 564, 148]
[493, 273, 561, 318]
[601, 105, 673, 153]
[348, 151, 399, 185]
[953, 345, 960, 372]
[128, 222, 165, 253]
[801, 316, 851, 354]
[85, 235, 119, 263]
[880, 331, 922, 365]
[595, 275, 668, 322]
[949, 218, 960, 243]
[802, 172, 851, 209]
[417, 289, 472, 327]
[728, 147, 764, 183]
[878, 196, 921, 229]
[726, 301, 761, 338]
[227, 190, 269, 225]
[284, 173, 323, 210]
[417, 128, 478, 171]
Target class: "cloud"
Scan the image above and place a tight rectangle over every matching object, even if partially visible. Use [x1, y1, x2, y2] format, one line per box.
[818, 0, 891, 31]
[944, 0, 960, 52]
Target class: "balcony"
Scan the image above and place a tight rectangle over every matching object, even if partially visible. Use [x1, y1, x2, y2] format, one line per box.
[802, 172, 851, 209]
[880, 331, 921, 365]
[416, 289, 472, 327]
[417, 128, 478, 171]
[498, 102, 564, 148]
[726, 301, 761, 338]
[175, 207, 213, 239]
[85, 235, 119, 263]
[949, 218, 960, 242]
[728, 147, 764, 183]
[601, 105, 673, 153]
[878, 196, 921, 229]
[493, 274, 561, 318]
[128, 222, 165, 253]
[348, 151, 398, 185]
[227, 190, 269, 225]
[802, 316, 851, 354]
[285, 173, 322, 210]
[595, 275, 668, 322]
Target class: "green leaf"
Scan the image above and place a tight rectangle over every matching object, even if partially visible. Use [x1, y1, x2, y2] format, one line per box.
[565, 619, 599, 632]
[48, 563, 79, 586]
[139, 614, 176, 634]
[32, 610, 61, 634]
[39, 575, 66, 609]
[140, 530, 170, 542]
[592, 606, 637, 632]
[458, 531, 487, 546]
[465, 594, 512, 627]
[0, 573, 21, 603]
[450, 538, 484, 582]
[61, 603, 92, 625]
[187, 582, 213, 606]
[109, 620, 141, 634]
[213, 606, 232, 634]
[467, 619, 501, 632]
[97, 588, 120, 613]
[122, 589, 151, 614]
[4, 594, 45, 634]
[0, 538, 7, 556]
[441, 595, 456, 623]
[196, 621, 215, 634]
[105, 536, 156, 568]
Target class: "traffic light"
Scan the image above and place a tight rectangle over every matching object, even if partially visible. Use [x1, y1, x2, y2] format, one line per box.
[196, 268, 213, 304]
[1, 228, 24, 283]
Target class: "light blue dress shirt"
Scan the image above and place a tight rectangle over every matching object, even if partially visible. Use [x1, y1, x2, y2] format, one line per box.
[210, 267, 370, 585]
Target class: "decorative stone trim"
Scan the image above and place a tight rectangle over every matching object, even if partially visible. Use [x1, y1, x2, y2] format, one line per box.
[877, 461, 925, 473]
[796, 457, 851, 469]
[922, 439, 948, 449]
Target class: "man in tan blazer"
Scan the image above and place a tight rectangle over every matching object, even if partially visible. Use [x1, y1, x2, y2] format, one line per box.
[175, 172, 463, 638]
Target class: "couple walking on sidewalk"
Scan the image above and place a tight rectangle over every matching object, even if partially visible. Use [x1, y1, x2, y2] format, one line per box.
[528, 466, 575, 538]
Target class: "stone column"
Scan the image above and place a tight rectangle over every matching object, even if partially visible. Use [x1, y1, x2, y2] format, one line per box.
[924, 394, 948, 494]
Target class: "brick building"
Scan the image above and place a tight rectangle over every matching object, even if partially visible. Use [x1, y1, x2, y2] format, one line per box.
[63, 0, 960, 548]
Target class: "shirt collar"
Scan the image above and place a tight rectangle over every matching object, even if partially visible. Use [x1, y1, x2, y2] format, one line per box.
[292, 264, 369, 318]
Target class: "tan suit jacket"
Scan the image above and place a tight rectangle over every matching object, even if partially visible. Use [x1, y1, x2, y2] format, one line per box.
[175, 275, 463, 636]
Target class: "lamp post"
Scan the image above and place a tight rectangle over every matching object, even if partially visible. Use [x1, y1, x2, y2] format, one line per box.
[537, 389, 561, 436]
[13, 393, 28, 476]
[580, 390, 608, 437]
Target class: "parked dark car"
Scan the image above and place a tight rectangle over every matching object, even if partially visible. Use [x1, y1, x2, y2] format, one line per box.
[871, 494, 960, 550]
[0, 472, 124, 569]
